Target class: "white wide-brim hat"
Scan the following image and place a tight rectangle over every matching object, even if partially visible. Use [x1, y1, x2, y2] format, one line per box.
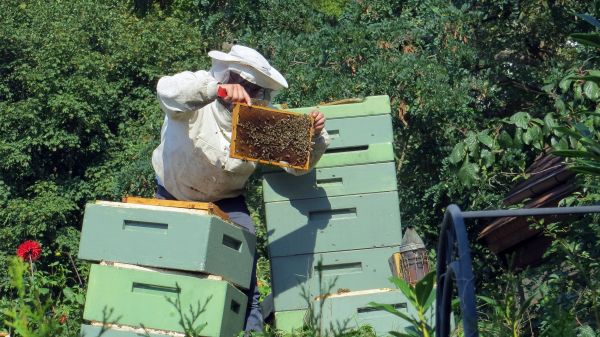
[208, 45, 288, 91]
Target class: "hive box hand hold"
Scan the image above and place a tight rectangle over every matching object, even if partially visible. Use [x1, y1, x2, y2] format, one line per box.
[231, 103, 314, 170]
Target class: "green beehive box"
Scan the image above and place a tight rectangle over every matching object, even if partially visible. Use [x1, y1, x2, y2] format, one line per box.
[315, 142, 394, 168]
[286, 95, 391, 119]
[320, 114, 393, 151]
[270, 246, 399, 311]
[78, 201, 256, 289]
[80, 324, 174, 337]
[265, 191, 402, 257]
[274, 310, 308, 333]
[263, 162, 397, 202]
[313, 289, 416, 336]
[262, 113, 395, 171]
[83, 265, 246, 337]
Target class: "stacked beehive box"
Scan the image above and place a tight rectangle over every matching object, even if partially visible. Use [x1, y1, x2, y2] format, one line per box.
[262, 96, 414, 334]
[77, 200, 256, 337]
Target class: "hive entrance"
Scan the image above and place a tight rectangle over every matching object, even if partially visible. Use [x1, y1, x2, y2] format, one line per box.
[231, 103, 313, 170]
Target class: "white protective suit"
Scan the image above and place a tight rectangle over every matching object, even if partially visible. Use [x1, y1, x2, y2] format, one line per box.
[152, 70, 331, 202]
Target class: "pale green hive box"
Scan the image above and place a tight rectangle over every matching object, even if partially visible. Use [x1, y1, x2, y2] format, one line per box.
[321, 114, 393, 151]
[265, 191, 402, 257]
[83, 264, 246, 337]
[315, 142, 394, 168]
[314, 289, 416, 336]
[263, 162, 398, 202]
[78, 201, 256, 289]
[270, 246, 400, 311]
[264, 96, 395, 170]
[274, 310, 308, 333]
[286, 95, 391, 119]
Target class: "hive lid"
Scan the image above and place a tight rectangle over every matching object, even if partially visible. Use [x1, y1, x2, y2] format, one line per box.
[398, 227, 426, 253]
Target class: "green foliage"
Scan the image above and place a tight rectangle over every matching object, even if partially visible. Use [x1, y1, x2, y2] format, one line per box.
[477, 269, 538, 337]
[164, 284, 209, 337]
[1, 257, 85, 337]
[370, 272, 435, 337]
[3, 0, 600, 335]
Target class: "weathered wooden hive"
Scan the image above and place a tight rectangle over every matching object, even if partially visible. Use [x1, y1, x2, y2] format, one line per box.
[478, 151, 578, 268]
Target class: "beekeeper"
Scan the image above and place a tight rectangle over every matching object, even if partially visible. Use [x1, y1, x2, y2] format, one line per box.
[152, 44, 330, 331]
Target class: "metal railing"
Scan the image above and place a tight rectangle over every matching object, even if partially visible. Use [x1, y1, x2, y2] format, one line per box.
[435, 204, 600, 337]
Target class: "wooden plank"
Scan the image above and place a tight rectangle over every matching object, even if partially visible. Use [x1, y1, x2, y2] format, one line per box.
[83, 265, 247, 337]
[81, 324, 181, 337]
[98, 261, 224, 281]
[122, 197, 229, 221]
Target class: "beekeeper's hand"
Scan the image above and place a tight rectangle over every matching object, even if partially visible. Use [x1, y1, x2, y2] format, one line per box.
[218, 84, 252, 105]
[310, 110, 326, 136]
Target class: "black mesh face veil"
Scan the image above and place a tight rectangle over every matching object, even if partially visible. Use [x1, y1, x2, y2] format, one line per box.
[228, 72, 271, 100]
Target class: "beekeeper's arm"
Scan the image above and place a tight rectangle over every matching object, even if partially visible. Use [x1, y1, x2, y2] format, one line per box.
[156, 70, 250, 119]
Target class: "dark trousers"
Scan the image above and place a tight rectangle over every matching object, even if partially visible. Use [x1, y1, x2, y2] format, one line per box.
[155, 185, 263, 332]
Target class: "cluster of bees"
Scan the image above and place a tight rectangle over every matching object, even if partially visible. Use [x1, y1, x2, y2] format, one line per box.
[235, 107, 312, 167]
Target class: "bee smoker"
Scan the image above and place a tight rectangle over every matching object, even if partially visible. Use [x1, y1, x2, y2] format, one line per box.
[390, 226, 430, 285]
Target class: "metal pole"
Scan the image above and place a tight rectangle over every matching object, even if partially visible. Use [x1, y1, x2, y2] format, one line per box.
[461, 205, 600, 219]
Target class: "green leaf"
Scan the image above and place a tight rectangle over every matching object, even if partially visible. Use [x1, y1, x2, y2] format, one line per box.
[449, 142, 466, 164]
[510, 111, 530, 129]
[465, 131, 478, 152]
[571, 33, 600, 48]
[544, 113, 557, 129]
[567, 75, 600, 84]
[423, 289, 436, 312]
[498, 130, 513, 148]
[63, 287, 75, 300]
[481, 149, 495, 167]
[556, 137, 569, 150]
[541, 83, 555, 93]
[555, 99, 566, 113]
[390, 277, 416, 303]
[414, 271, 435, 308]
[477, 131, 494, 148]
[514, 128, 524, 148]
[551, 150, 595, 159]
[584, 81, 600, 100]
[458, 160, 479, 186]
[554, 126, 582, 140]
[523, 125, 541, 145]
[369, 302, 418, 325]
[559, 77, 572, 92]
[575, 83, 584, 100]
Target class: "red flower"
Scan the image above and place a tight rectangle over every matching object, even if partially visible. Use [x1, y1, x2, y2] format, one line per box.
[59, 314, 68, 324]
[17, 240, 42, 261]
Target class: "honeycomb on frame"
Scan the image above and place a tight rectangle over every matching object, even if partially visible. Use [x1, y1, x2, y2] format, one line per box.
[230, 103, 314, 170]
